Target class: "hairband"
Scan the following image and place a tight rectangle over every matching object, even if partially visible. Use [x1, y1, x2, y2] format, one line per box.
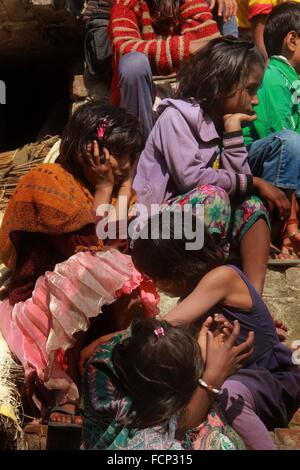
[97, 120, 108, 140]
[154, 326, 165, 338]
[97, 120, 108, 163]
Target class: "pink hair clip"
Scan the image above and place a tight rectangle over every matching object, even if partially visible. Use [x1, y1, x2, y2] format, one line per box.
[97, 120, 108, 140]
[154, 327, 165, 338]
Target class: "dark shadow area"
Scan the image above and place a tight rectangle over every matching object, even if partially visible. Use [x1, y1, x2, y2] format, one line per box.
[0, 58, 73, 152]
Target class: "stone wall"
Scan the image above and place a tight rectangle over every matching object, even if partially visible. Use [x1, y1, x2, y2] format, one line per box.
[0, 0, 83, 61]
[264, 267, 300, 343]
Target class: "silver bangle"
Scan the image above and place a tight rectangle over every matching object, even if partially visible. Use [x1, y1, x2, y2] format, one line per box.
[198, 378, 223, 396]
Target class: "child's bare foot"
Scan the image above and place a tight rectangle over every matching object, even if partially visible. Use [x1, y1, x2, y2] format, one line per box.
[48, 402, 83, 426]
[274, 319, 288, 342]
[269, 243, 297, 260]
[284, 219, 300, 258]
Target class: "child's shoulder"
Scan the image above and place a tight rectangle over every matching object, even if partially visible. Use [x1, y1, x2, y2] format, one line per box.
[156, 99, 203, 128]
[264, 62, 285, 84]
[265, 57, 297, 87]
[202, 265, 240, 284]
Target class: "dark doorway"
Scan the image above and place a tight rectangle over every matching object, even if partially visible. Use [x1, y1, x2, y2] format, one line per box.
[0, 58, 72, 152]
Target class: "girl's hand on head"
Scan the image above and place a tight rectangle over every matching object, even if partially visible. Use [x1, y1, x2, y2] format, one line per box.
[85, 141, 115, 189]
[202, 320, 255, 388]
[213, 313, 234, 338]
[197, 315, 234, 362]
[197, 316, 213, 363]
[223, 113, 257, 132]
[253, 177, 290, 221]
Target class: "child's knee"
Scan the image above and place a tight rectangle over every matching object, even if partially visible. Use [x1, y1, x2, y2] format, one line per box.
[119, 52, 152, 82]
[195, 185, 229, 203]
[240, 195, 268, 214]
[274, 130, 300, 160]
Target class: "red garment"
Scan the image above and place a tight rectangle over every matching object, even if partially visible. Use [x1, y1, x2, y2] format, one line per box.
[109, 0, 219, 103]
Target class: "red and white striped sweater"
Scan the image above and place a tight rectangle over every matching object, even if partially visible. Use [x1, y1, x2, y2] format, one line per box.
[109, 0, 220, 103]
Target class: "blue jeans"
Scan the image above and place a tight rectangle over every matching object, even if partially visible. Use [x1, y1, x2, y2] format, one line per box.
[208, 1, 239, 37]
[219, 15, 238, 37]
[119, 52, 155, 140]
[247, 130, 300, 198]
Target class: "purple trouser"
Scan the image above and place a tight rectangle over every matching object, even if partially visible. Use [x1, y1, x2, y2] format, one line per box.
[220, 380, 277, 450]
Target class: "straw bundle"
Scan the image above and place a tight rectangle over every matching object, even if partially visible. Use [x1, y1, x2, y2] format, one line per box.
[0, 135, 60, 214]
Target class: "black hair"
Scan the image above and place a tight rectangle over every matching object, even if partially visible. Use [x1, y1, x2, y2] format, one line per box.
[264, 2, 300, 57]
[148, 0, 182, 20]
[176, 36, 265, 113]
[131, 211, 224, 286]
[112, 317, 203, 430]
[57, 101, 144, 184]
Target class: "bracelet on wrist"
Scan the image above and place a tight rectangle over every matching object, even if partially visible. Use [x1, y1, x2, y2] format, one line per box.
[198, 378, 223, 396]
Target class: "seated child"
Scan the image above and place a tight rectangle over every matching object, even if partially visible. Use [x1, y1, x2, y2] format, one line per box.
[237, 0, 300, 59]
[109, 0, 238, 138]
[130, 213, 300, 449]
[0, 102, 152, 424]
[134, 36, 291, 293]
[243, 2, 300, 257]
[82, 315, 253, 450]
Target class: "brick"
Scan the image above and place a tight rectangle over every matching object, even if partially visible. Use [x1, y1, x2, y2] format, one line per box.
[273, 428, 300, 450]
[290, 408, 300, 428]
[24, 424, 47, 450]
[72, 74, 88, 101]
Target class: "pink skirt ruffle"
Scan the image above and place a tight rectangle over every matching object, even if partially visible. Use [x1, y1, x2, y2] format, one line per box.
[0, 249, 159, 407]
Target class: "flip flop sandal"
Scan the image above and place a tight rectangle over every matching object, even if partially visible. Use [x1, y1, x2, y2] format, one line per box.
[46, 404, 82, 450]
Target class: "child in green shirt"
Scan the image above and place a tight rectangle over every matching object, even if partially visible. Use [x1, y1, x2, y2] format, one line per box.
[244, 2, 300, 258]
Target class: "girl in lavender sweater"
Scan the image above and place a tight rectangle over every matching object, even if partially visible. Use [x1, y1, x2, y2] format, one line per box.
[134, 36, 291, 294]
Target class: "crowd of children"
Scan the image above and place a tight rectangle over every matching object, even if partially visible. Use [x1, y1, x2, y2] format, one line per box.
[0, 0, 300, 451]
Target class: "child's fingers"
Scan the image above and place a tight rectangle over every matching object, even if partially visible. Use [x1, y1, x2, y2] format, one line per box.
[214, 314, 234, 331]
[232, 0, 237, 16]
[240, 113, 257, 123]
[276, 328, 287, 341]
[93, 140, 101, 166]
[223, 0, 234, 20]
[203, 316, 214, 330]
[235, 331, 255, 355]
[198, 317, 213, 343]
[206, 329, 215, 347]
[223, 0, 230, 20]
[218, 0, 224, 16]
[275, 319, 288, 331]
[235, 347, 254, 364]
[224, 319, 240, 348]
[214, 313, 227, 323]
[210, 0, 216, 9]
[85, 142, 93, 162]
[221, 327, 231, 337]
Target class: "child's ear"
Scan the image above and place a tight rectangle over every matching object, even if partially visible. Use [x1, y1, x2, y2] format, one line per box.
[285, 30, 299, 53]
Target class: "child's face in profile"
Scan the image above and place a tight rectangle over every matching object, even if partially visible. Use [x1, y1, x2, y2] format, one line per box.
[218, 64, 264, 117]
